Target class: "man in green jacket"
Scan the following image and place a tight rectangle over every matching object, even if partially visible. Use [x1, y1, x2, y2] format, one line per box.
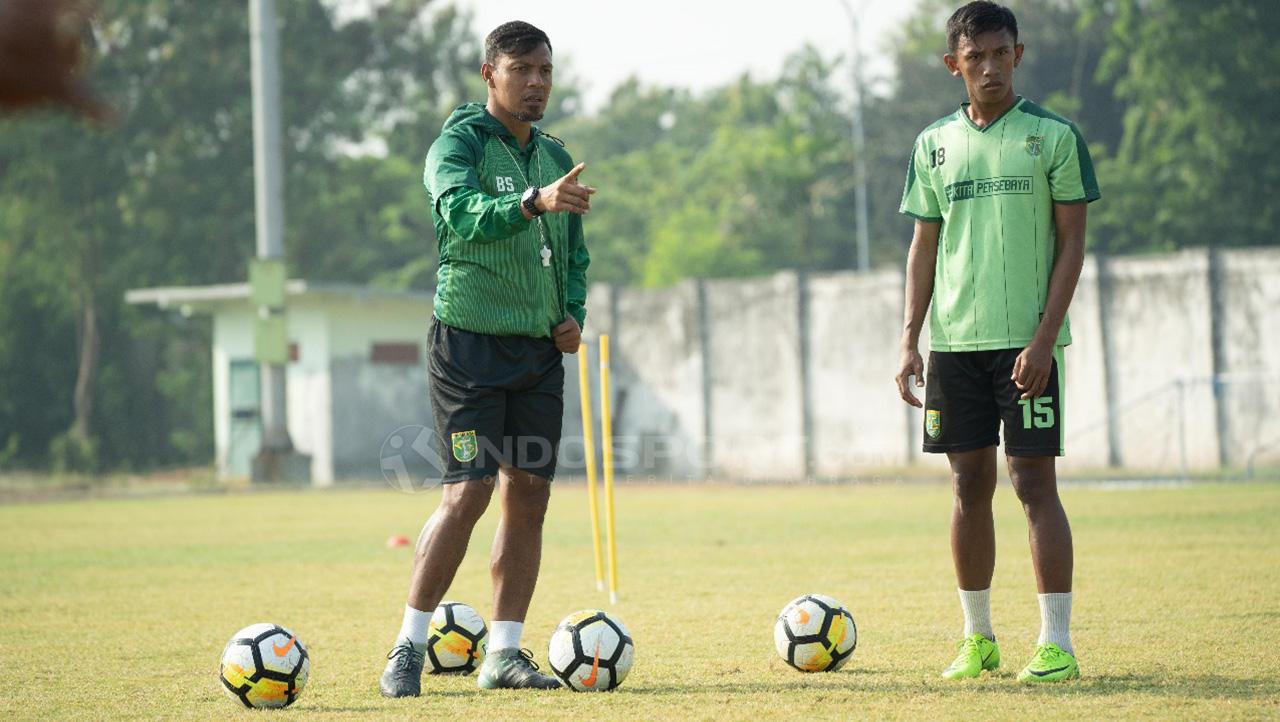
[380, 20, 592, 697]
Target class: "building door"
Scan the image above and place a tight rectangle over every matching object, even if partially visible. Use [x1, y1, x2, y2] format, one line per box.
[227, 360, 261, 477]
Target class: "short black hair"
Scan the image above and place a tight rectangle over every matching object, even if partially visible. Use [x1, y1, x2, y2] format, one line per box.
[484, 21, 552, 65]
[946, 2, 1018, 54]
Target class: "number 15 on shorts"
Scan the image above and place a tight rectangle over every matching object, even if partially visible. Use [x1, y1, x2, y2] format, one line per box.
[1018, 396, 1055, 429]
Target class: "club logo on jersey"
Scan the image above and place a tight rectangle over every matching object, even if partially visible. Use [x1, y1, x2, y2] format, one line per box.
[926, 410, 941, 439]
[451, 430, 478, 462]
[1025, 135, 1044, 157]
[495, 176, 517, 192]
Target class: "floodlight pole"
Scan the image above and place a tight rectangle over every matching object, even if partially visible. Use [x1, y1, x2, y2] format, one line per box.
[249, 0, 295, 475]
[839, 0, 871, 272]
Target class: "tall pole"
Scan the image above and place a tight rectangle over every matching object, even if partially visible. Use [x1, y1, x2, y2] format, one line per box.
[249, 0, 293, 463]
[839, 0, 871, 272]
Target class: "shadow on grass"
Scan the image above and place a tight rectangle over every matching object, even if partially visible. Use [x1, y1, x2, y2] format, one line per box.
[1061, 673, 1279, 700]
[617, 671, 1279, 701]
[303, 671, 1280, 708]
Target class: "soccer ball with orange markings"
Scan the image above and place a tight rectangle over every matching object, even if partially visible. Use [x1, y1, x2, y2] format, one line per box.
[773, 594, 857, 672]
[219, 623, 310, 708]
[425, 601, 488, 675]
[548, 610, 635, 691]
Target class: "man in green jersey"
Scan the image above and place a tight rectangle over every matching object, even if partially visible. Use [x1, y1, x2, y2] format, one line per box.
[895, 1, 1099, 683]
[380, 21, 592, 696]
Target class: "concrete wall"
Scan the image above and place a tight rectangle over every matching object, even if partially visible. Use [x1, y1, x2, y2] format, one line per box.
[1104, 251, 1219, 470]
[805, 270, 914, 475]
[1219, 248, 1280, 468]
[704, 273, 806, 481]
[577, 247, 1280, 480]
[609, 281, 706, 479]
[1059, 255, 1120, 471]
[206, 247, 1280, 484]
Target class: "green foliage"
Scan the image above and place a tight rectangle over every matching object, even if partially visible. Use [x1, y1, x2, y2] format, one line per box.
[49, 431, 98, 475]
[3, 0, 1276, 471]
[1092, 0, 1280, 253]
[0, 0, 475, 471]
[550, 48, 861, 287]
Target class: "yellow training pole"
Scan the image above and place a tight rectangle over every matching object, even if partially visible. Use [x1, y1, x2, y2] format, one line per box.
[577, 342, 605, 592]
[599, 335, 619, 604]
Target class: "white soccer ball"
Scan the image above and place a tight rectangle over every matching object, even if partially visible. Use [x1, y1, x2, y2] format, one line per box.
[773, 594, 857, 672]
[548, 609, 635, 691]
[425, 601, 488, 675]
[219, 623, 310, 708]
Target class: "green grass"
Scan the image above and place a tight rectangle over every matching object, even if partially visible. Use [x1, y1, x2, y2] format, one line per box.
[1, 481, 1277, 720]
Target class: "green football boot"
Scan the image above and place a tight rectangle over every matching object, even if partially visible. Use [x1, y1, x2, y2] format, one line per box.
[941, 633, 1001, 679]
[476, 648, 561, 690]
[1017, 643, 1080, 682]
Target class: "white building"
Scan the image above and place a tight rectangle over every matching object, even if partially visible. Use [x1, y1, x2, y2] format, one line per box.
[126, 281, 435, 485]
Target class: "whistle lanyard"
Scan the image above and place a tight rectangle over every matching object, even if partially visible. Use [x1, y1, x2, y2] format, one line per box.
[498, 138, 552, 267]
[498, 136, 565, 321]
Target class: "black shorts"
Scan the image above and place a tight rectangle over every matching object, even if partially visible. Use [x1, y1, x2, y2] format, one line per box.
[922, 347, 1065, 457]
[428, 318, 565, 483]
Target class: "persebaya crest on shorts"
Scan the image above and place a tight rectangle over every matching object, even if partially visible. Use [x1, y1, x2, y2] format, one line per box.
[451, 430, 478, 463]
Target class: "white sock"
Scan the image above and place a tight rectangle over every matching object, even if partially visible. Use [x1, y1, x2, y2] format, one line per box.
[397, 604, 431, 647]
[1037, 592, 1073, 654]
[489, 621, 524, 652]
[958, 588, 994, 640]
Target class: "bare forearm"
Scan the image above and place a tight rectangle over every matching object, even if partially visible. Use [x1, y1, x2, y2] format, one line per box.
[902, 222, 940, 349]
[1033, 204, 1089, 347]
[1033, 245, 1082, 347]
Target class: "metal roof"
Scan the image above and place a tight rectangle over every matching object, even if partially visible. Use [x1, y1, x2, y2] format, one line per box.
[125, 281, 433, 313]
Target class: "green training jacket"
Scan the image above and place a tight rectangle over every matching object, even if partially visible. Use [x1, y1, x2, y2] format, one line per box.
[423, 103, 589, 338]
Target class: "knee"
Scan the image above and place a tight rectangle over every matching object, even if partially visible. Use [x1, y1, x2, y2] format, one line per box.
[437, 481, 494, 526]
[1010, 471, 1057, 509]
[502, 474, 551, 527]
[952, 470, 995, 510]
[512, 487, 551, 527]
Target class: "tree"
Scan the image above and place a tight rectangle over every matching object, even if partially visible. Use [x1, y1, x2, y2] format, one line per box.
[549, 47, 862, 287]
[0, 0, 478, 471]
[1092, 0, 1280, 253]
[863, 0, 1122, 259]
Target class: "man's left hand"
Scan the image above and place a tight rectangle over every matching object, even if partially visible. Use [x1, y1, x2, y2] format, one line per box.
[552, 316, 581, 354]
[1012, 340, 1053, 399]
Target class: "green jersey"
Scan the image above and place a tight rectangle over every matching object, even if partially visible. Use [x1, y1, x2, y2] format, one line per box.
[424, 103, 589, 338]
[899, 97, 1100, 352]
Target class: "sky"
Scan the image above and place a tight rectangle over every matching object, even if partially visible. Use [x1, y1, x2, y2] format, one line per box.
[337, 0, 925, 113]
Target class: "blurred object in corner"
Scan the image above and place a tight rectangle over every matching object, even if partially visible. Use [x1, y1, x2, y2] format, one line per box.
[0, 0, 107, 120]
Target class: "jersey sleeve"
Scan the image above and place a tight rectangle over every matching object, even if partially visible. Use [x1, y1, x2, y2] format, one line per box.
[899, 135, 943, 221]
[1048, 122, 1101, 204]
[435, 186, 529, 243]
[423, 129, 483, 204]
[566, 212, 589, 329]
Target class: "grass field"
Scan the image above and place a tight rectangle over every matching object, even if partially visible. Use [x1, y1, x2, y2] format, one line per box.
[1, 480, 1278, 720]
